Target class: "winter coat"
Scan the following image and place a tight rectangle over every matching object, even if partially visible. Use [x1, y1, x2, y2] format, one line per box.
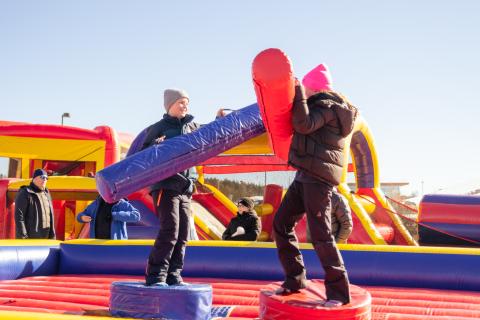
[222, 210, 262, 241]
[14, 183, 55, 239]
[77, 198, 140, 240]
[289, 88, 358, 186]
[331, 191, 353, 243]
[141, 113, 200, 194]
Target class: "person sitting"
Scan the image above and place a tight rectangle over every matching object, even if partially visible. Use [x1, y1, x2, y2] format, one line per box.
[222, 197, 261, 241]
[77, 195, 140, 239]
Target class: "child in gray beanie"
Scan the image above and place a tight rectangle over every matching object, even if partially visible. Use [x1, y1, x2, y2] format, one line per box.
[141, 87, 199, 286]
[141, 88, 232, 286]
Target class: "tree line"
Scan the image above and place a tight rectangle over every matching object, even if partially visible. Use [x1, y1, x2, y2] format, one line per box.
[204, 178, 264, 201]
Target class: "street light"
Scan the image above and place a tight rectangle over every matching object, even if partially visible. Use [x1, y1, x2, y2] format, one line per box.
[61, 112, 70, 126]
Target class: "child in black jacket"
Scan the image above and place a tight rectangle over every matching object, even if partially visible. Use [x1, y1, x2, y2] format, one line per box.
[273, 64, 357, 307]
[143, 88, 198, 287]
[222, 197, 261, 241]
[144, 88, 225, 287]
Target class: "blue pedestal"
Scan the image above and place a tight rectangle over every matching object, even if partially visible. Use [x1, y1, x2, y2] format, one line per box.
[110, 281, 212, 320]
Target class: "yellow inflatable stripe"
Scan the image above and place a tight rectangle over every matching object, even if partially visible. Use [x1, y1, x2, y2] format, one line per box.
[201, 183, 237, 215]
[193, 214, 221, 240]
[0, 240, 61, 246]
[0, 310, 137, 320]
[222, 133, 272, 154]
[58, 239, 480, 255]
[0, 136, 106, 178]
[372, 188, 418, 246]
[337, 184, 387, 245]
[8, 176, 97, 191]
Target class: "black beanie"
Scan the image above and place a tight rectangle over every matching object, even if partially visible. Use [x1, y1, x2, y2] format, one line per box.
[237, 197, 255, 210]
[32, 169, 48, 180]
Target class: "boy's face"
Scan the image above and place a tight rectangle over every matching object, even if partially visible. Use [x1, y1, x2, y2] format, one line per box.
[168, 97, 189, 119]
[237, 203, 249, 213]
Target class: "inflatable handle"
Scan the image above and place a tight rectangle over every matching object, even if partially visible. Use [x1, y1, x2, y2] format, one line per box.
[252, 48, 295, 161]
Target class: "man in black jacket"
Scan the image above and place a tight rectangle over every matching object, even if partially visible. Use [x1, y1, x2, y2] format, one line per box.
[15, 169, 55, 239]
[222, 197, 261, 241]
[273, 64, 358, 307]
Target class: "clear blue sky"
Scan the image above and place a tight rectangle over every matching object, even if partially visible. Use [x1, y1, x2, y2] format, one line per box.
[1, 1, 479, 194]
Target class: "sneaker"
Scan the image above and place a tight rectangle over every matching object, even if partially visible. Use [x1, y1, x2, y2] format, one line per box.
[166, 276, 187, 286]
[323, 300, 343, 308]
[145, 280, 168, 287]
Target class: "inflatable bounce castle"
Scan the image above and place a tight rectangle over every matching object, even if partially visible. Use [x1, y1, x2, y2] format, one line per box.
[1, 49, 480, 319]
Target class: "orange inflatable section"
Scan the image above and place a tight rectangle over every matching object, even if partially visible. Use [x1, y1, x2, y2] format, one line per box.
[252, 48, 295, 161]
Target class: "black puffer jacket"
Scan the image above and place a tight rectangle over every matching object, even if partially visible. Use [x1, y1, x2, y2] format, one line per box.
[14, 183, 55, 239]
[289, 86, 358, 186]
[222, 211, 262, 241]
[141, 114, 201, 193]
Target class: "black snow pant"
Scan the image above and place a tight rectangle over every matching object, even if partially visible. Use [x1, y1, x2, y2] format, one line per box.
[145, 189, 191, 285]
[273, 180, 351, 304]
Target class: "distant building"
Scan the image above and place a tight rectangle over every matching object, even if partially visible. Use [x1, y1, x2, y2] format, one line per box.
[348, 182, 415, 201]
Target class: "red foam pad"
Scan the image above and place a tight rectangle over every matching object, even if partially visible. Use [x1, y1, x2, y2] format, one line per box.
[259, 280, 371, 320]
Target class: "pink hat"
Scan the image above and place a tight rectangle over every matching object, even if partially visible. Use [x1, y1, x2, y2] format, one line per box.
[302, 64, 333, 92]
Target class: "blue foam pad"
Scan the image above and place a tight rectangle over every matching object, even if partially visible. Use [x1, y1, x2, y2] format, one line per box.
[110, 281, 212, 319]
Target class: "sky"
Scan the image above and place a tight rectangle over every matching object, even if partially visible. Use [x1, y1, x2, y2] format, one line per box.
[1, 1, 479, 195]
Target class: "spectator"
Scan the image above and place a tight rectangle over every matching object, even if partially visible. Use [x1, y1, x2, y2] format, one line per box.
[15, 169, 55, 239]
[77, 196, 140, 239]
[331, 190, 353, 244]
[222, 197, 261, 241]
[306, 189, 353, 244]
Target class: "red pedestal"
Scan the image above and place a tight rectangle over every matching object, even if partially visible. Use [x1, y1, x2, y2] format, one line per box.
[259, 280, 371, 320]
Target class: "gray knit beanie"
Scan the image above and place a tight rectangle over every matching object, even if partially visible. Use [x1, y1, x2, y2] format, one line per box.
[164, 88, 189, 112]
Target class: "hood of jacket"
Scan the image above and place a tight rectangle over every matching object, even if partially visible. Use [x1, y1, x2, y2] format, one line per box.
[237, 210, 258, 218]
[308, 92, 358, 137]
[21, 183, 50, 195]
